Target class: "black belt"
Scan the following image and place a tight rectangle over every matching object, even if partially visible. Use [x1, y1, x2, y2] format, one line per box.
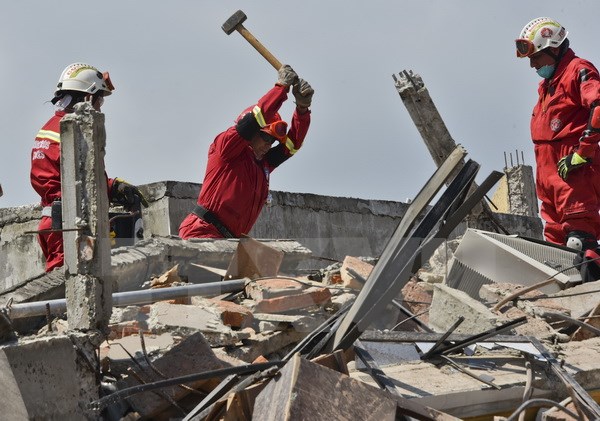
[191, 205, 235, 238]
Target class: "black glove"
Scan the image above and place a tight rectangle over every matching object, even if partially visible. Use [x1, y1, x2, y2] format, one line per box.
[557, 152, 590, 180]
[277, 64, 298, 87]
[111, 178, 149, 210]
[292, 78, 314, 108]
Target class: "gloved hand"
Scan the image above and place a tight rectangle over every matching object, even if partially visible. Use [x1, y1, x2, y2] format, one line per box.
[277, 64, 298, 87]
[557, 152, 590, 180]
[292, 78, 314, 109]
[111, 178, 149, 209]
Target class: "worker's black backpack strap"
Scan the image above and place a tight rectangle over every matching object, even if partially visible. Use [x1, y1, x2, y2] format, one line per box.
[191, 205, 235, 238]
[235, 112, 261, 140]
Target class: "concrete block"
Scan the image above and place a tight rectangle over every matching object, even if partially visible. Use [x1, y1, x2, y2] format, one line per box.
[253, 287, 332, 314]
[147, 301, 250, 346]
[189, 296, 254, 328]
[0, 334, 97, 420]
[429, 284, 498, 334]
[226, 330, 306, 363]
[340, 255, 373, 290]
[498, 307, 559, 342]
[253, 312, 322, 333]
[245, 278, 304, 301]
[253, 354, 396, 421]
[118, 331, 227, 419]
[550, 279, 600, 319]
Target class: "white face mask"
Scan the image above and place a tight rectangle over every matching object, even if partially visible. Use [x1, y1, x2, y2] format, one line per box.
[55, 94, 72, 109]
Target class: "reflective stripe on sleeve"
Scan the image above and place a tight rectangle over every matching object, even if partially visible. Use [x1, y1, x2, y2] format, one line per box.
[284, 136, 299, 155]
[36, 129, 60, 143]
[252, 106, 267, 128]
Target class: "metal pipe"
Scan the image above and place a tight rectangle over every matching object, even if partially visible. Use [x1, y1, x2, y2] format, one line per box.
[6, 279, 247, 319]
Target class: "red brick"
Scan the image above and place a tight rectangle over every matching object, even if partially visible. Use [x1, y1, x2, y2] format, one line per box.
[400, 279, 432, 324]
[208, 299, 254, 328]
[254, 287, 332, 313]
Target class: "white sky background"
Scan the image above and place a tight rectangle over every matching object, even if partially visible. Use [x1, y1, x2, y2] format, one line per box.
[0, 1, 597, 208]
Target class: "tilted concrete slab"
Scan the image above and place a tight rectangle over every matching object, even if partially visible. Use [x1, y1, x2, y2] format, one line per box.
[0, 333, 98, 420]
[254, 354, 397, 421]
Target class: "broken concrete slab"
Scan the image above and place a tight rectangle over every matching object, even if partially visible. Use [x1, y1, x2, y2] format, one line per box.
[549, 279, 600, 319]
[252, 312, 322, 333]
[117, 331, 228, 419]
[147, 301, 250, 346]
[245, 278, 304, 301]
[225, 330, 306, 363]
[0, 333, 98, 420]
[253, 353, 397, 421]
[429, 283, 498, 334]
[349, 349, 552, 419]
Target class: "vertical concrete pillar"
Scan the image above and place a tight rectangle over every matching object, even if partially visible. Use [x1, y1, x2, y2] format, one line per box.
[506, 165, 539, 217]
[60, 102, 112, 331]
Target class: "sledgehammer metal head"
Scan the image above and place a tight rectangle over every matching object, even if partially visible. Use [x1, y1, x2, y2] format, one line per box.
[221, 9, 283, 70]
[222, 10, 247, 35]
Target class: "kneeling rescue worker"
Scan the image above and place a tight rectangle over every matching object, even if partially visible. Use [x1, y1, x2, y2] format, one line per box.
[31, 63, 148, 272]
[178, 65, 313, 239]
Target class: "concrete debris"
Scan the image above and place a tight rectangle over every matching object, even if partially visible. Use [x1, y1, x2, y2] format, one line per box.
[4, 227, 600, 419]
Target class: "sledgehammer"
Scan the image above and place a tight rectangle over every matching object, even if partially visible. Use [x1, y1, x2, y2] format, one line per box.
[222, 10, 283, 70]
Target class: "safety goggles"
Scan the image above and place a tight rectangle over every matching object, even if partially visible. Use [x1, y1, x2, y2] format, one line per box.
[103, 72, 115, 91]
[515, 39, 535, 58]
[260, 120, 288, 143]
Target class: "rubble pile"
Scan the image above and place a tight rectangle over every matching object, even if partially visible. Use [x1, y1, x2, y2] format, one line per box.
[11, 238, 596, 420]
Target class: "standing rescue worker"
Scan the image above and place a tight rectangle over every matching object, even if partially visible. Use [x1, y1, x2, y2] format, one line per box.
[178, 65, 313, 239]
[31, 63, 148, 272]
[516, 17, 600, 253]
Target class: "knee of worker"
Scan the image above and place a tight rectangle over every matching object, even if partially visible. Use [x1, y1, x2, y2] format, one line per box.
[565, 230, 599, 252]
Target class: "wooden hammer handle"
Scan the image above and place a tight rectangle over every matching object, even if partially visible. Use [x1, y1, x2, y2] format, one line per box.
[237, 25, 282, 70]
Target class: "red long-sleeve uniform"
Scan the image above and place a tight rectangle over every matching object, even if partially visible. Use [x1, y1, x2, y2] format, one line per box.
[178, 84, 310, 239]
[31, 110, 115, 271]
[531, 48, 600, 244]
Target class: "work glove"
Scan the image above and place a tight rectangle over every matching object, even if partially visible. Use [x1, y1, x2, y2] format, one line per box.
[557, 152, 590, 181]
[277, 64, 298, 87]
[292, 78, 314, 109]
[111, 178, 149, 210]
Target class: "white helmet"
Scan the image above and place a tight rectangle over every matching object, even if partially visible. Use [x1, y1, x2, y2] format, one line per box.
[54, 63, 114, 96]
[515, 17, 568, 58]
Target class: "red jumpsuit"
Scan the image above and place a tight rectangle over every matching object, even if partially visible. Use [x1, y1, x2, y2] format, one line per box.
[31, 110, 115, 271]
[178, 84, 310, 239]
[531, 48, 600, 244]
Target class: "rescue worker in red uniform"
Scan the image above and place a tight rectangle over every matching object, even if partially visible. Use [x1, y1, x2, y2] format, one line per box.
[31, 63, 147, 272]
[516, 18, 600, 253]
[178, 65, 313, 239]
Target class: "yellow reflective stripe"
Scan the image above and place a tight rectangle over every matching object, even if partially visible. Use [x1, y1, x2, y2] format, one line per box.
[36, 129, 60, 143]
[252, 105, 267, 128]
[284, 136, 299, 155]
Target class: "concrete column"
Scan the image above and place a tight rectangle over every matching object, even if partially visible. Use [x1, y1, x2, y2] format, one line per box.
[60, 102, 112, 331]
[393, 70, 527, 233]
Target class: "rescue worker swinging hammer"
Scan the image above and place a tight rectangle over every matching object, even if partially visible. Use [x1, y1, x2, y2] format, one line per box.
[179, 12, 314, 240]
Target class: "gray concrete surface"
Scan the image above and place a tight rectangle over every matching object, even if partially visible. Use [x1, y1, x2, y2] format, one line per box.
[0, 180, 544, 287]
[0, 333, 98, 420]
